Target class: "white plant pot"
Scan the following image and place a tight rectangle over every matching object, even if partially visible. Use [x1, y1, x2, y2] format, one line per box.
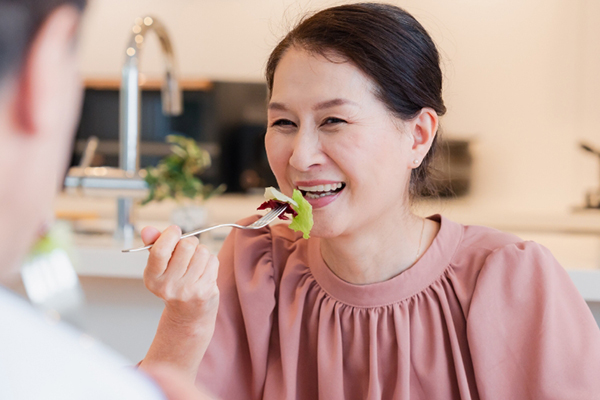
[171, 204, 208, 233]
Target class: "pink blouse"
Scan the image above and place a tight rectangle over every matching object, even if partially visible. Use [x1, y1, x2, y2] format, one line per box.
[197, 215, 600, 399]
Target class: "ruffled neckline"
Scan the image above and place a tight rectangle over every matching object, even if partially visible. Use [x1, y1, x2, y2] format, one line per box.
[306, 215, 464, 308]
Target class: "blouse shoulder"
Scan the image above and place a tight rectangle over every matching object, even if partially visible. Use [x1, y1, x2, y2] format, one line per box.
[456, 222, 566, 293]
[462, 229, 592, 338]
[452, 222, 524, 263]
[475, 239, 571, 298]
[440, 217, 528, 316]
[432, 216, 525, 273]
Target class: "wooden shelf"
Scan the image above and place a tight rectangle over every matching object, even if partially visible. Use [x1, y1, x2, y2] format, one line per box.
[83, 77, 213, 91]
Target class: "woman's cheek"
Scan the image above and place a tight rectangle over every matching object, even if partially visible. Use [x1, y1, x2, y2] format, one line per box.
[265, 133, 289, 182]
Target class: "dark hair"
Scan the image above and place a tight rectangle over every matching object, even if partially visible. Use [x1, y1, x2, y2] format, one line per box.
[0, 0, 86, 81]
[266, 3, 446, 197]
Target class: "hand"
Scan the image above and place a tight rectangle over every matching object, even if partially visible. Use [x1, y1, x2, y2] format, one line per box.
[141, 225, 220, 329]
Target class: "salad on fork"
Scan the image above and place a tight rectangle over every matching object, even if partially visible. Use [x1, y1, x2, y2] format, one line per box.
[258, 187, 314, 239]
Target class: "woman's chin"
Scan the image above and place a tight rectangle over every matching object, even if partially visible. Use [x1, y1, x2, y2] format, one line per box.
[307, 219, 342, 239]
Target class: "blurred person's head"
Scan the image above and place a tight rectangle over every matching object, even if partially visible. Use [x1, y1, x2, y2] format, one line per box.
[0, 0, 86, 284]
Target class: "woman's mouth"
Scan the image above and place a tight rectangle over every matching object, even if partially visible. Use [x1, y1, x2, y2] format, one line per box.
[297, 182, 346, 199]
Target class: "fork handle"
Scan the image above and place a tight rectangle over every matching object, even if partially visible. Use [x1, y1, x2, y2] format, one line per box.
[179, 223, 239, 240]
[121, 223, 239, 253]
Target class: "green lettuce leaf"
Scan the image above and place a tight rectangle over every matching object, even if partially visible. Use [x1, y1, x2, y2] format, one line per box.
[289, 189, 313, 239]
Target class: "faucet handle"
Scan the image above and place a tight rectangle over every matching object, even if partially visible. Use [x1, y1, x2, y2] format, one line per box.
[79, 136, 99, 168]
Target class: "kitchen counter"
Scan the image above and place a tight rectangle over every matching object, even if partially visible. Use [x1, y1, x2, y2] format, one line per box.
[52, 193, 600, 362]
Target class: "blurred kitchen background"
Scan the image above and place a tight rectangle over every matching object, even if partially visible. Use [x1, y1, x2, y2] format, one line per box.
[72, 0, 600, 212]
[10, 0, 600, 363]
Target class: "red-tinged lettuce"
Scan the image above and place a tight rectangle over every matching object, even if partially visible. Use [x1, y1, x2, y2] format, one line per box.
[257, 199, 297, 220]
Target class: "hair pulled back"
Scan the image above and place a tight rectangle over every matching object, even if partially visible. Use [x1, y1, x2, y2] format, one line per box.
[266, 3, 446, 197]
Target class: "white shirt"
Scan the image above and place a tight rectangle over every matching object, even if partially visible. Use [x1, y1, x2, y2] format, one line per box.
[0, 288, 165, 400]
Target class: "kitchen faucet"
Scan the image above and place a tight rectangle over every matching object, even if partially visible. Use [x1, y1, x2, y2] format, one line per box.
[117, 16, 182, 243]
[63, 16, 182, 244]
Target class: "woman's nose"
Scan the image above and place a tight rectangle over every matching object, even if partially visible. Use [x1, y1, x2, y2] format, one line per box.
[288, 129, 324, 171]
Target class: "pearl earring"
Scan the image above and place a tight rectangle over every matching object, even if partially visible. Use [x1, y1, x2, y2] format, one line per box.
[413, 159, 420, 165]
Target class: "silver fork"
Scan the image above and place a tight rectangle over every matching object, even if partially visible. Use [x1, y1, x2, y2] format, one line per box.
[121, 204, 288, 253]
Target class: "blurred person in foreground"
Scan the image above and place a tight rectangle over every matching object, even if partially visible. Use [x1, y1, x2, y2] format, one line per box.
[138, 3, 600, 399]
[0, 0, 213, 398]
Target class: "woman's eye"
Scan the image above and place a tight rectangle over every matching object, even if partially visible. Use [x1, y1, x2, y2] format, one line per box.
[322, 117, 346, 125]
[271, 119, 296, 127]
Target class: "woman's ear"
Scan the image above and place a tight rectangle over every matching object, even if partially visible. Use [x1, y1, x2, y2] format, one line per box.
[407, 107, 438, 167]
[12, 4, 82, 136]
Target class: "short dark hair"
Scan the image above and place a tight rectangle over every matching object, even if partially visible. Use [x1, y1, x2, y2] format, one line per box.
[0, 0, 86, 81]
[266, 3, 446, 197]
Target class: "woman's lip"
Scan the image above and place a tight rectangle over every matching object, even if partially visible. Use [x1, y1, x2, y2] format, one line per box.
[305, 186, 344, 209]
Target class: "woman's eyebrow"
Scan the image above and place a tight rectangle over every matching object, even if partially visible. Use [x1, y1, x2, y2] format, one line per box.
[268, 98, 358, 111]
[313, 98, 358, 111]
[268, 102, 288, 111]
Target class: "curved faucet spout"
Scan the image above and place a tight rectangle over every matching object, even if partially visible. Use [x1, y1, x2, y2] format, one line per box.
[125, 16, 182, 117]
[118, 16, 182, 243]
[121, 15, 182, 173]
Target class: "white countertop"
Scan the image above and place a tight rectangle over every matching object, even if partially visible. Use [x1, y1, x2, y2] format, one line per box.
[55, 193, 600, 301]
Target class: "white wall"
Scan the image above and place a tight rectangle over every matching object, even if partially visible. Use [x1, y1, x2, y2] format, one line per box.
[79, 0, 599, 215]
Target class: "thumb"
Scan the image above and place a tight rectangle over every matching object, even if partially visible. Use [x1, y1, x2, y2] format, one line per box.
[141, 226, 162, 246]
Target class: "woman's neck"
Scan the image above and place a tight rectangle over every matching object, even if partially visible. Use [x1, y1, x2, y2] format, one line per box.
[319, 212, 437, 285]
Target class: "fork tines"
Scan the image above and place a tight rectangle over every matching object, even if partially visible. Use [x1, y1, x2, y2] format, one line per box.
[253, 204, 288, 226]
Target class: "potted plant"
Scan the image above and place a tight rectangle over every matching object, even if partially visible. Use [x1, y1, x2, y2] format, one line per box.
[142, 135, 226, 232]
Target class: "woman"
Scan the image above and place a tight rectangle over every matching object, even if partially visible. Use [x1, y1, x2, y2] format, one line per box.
[138, 3, 600, 399]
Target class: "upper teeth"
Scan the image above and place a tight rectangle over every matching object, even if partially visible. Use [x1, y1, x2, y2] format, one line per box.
[297, 182, 344, 193]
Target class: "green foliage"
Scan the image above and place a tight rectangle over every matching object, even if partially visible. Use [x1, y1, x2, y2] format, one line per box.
[143, 135, 226, 205]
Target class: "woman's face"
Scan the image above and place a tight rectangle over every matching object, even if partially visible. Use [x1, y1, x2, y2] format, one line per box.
[265, 47, 416, 238]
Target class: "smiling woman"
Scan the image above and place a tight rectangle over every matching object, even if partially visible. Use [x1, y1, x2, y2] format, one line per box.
[265, 3, 446, 201]
[138, 3, 600, 400]
[264, 48, 433, 243]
